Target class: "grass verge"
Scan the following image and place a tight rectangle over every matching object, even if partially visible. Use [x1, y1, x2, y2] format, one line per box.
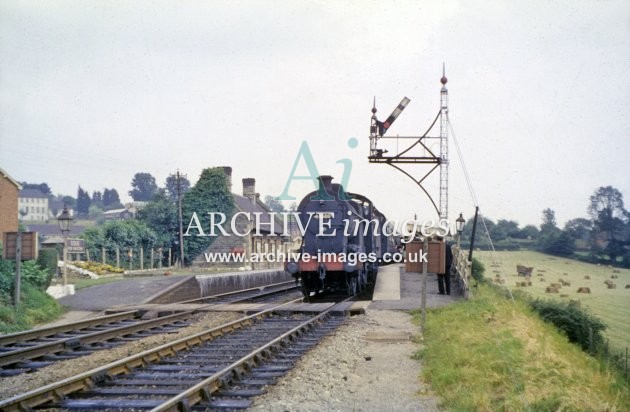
[476, 250, 630, 352]
[412, 283, 630, 411]
[0, 283, 64, 334]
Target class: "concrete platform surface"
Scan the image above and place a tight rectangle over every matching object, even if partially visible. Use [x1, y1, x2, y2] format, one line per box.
[372, 264, 401, 301]
[369, 267, 461, 311]
[58, 275, 195, 311]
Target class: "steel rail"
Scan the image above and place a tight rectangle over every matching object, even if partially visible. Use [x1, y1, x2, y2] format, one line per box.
[0, 310, 138, 346]
[0, 310, 193, 368]
[0, 298, 304, 411]
[152, 299, 348, 411]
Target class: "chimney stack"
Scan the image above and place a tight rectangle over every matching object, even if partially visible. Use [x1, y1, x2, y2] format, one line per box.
[222, 166, 232, 192]
[243, 178, 256, 202]
[318, 175, 334, 195]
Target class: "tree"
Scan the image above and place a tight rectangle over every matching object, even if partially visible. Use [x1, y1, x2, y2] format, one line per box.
[129, 172, 158, 201]
[181, 168, 235, 265]
[137, 190, 179, 254]
[165, 173, 191, 201]
[21, 182, 52, 196]
[588, 186, 628, 262]
[263, 195, 286, 213]
[541, 208, 557, 232]
[539, 208, 563, 255]
[520, 225, 539, 240]
[81, 220, 158, 265]
[564, 218, 592, 243]
[62, 195, 76, 209]
[92, 191, 103, 208]
[103, 188, 123, 210]
[76, 186, 91, 216]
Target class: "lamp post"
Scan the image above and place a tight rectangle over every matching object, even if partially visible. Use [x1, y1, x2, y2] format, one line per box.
[455, 213, 465, 248]
[57, 205, 72, 287]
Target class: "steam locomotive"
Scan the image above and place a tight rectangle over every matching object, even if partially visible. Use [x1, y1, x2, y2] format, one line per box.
[285, 176, 398, 299]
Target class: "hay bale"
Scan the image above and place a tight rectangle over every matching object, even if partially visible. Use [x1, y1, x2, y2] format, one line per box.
[550, 283, 561, 288]
[539, 277, 545, 282]
[613, 269, 621, 274]
[560, 294, 568, 298]
[545, 286, 560, 293]
[584, 275, 590, 280]
[625, 284, 630, 289]
[607, 283, 617, 289]
[577, 287, 591, 294]
[611, 274, 618, 279]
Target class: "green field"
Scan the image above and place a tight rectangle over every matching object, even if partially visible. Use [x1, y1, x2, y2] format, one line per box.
[476, 250, 630, 352]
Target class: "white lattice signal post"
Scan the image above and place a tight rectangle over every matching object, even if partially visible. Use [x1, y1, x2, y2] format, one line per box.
[368, 67, 450, 220]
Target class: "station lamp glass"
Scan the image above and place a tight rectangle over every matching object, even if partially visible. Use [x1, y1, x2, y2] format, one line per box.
[57, 205, 72, 235]
[456, 213, 465, 234]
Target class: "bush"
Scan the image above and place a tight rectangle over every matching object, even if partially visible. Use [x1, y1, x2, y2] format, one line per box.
[471, 257, 485, 282]
[529, 299, 606, 354]
[37, 248, 58, 279]
[0, 282, 62, 333]
[20, 260, 53, 291]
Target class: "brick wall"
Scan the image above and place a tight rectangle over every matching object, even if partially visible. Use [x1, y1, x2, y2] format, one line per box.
[0, 176, 19, 240]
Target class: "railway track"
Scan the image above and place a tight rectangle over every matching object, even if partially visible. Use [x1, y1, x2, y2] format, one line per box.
[0, 311, 193, 377]
[0, 299, 347, 411]
[0, 281, 299, 379]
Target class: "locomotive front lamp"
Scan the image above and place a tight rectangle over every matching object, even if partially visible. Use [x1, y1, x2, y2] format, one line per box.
[455, 213, 465, 248]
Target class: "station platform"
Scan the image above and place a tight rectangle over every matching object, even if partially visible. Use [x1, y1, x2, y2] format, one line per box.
[369, 264, 461, 310]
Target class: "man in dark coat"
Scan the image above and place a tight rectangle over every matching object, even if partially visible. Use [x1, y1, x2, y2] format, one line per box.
[438, 240, 453, 295]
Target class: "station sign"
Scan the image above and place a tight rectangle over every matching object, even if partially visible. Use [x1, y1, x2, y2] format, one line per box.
[66, 238, 85, 253]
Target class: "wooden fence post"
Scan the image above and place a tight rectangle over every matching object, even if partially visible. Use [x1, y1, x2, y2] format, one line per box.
[116, 247, 120, 268]
[102, 247, 106, 265]
[140, 247, 144, 270]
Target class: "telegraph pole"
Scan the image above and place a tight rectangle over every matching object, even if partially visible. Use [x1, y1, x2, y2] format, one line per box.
[177, 170, 185, 268]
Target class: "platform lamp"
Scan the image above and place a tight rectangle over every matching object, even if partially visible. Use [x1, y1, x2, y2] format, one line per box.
[455, 213, 466, 248]
[57, 205, 72, 287]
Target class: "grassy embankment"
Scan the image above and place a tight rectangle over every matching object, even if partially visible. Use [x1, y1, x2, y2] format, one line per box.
[0, 284, 63, 333]
[413, 282, 630, 411]
[476, 250, 630, 352]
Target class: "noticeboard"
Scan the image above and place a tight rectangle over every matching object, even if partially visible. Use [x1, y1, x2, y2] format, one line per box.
[3, 232, 39, 261]
[404, 240, 446, 274]
[66, 238, 85, 253]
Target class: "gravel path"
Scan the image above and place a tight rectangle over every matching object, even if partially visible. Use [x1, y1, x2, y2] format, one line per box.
[250, 309, 440, 412]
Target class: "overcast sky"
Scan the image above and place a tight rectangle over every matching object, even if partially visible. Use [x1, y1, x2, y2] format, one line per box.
[1, 0, 628, 227]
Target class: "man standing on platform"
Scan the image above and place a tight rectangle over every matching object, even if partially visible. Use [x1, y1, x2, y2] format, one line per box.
[437, 238, 453, 295]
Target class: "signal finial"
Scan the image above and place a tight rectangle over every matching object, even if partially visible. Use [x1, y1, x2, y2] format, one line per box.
[371, 96, 377, 114]
[441, 62, 448, 85]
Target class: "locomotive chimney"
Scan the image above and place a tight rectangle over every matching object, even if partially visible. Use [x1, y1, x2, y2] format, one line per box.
[243, 178, 256, 203]
[318, 175, 334, 196]
[222, 166, 232, 192]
